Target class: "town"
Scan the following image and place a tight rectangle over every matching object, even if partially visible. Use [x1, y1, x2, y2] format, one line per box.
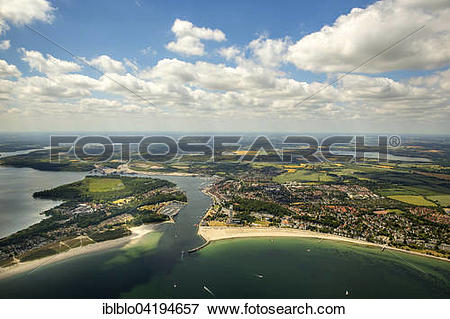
[202, 177, 449, 257]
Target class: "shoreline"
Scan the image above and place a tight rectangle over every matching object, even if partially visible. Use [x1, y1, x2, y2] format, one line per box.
[198, 226, 450, 262]
[0, 222, 167, 281]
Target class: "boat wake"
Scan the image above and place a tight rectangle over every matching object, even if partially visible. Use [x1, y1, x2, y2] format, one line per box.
[203, 285, 215, 297]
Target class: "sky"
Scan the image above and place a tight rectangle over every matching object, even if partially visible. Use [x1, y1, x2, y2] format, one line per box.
[0, 0, 449, 133]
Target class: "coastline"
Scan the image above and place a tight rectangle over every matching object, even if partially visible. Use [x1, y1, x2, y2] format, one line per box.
[0, 222, 167, 281]
[198, 226, 450, 262]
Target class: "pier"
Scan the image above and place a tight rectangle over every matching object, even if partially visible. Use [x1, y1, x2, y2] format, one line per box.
[187, 240, 210, 253]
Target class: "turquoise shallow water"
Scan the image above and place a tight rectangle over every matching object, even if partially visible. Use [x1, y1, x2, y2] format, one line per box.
[0, 175, 448, 298]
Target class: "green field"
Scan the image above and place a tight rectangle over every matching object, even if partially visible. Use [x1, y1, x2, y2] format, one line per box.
[388, 195, 437, 207]
[87, 178, 125, 192]
[64, 237, 95, 248]
[33, 176, 175, 201]
[427, 195, 450, 206]
[274, 170, 337, 183]
[20, 242, 70, 262]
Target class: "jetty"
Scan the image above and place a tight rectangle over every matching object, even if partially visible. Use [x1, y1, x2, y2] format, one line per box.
[187, 240, 210, 253]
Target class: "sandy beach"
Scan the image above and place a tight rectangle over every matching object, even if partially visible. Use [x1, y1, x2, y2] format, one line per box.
[198, 226, 450, 262]
[105, 164, 198, 177]
[0, 222, 166, 281]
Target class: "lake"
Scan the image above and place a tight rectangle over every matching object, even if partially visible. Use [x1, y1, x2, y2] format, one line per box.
[0, 166, 86, 238]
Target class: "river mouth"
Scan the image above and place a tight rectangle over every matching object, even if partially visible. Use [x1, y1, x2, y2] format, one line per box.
[0, 173, 448, 298]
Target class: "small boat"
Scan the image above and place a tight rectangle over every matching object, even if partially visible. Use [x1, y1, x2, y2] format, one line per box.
[173, 283, 177, 288]
[181, 251, 185, 260]
[255, 274, 264, 279]
[345, 290, 350, 296]
[381, 245, 386, 252]
[203, 285, 215, 297]
[306, 249, 311, 252]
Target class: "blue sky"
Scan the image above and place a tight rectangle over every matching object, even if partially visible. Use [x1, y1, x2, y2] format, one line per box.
[4, 0, 372, 79]
[0, 0, 449, 133]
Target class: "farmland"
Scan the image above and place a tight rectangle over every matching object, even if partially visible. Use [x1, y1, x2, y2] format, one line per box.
[273, 170, 338, 183]
[388, 195, 436, 207]
[87, 178, 125, 193]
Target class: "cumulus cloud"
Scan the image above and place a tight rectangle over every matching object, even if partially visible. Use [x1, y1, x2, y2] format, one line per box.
[248, 36, 290, 68]
[0, 0, 55, 48]
[218, 46, 240, 60]
[0, 6, 449, 132]
[2, 53, 449, 131]
[20, 48, 81, 74]
[166, 19, 226, 56]
[287, 0, 450, 73]
[0, 0, 54, 35]
[0, 60, 21, 78]
[0, 0, 54, 25]
[141, 58, 286, 92]
[15, 76, 94, 99]
[87, 55, 126, 74]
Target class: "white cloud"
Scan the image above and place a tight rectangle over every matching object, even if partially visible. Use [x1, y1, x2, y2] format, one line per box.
[287, 0, 450, 73]
[0, 59, 21, 78]
[141, 58, 286, 92]
[166, 19, 226, 56]
[1, 58, 449, 132]
[0, 7, 449, 133]
[15, 76, 89, 99]
[88, 55, 126, 74]
[0, 0, 54, 36]
[0, 0, 54, 25]
[248, 36, 290, 68]
[0, 39, 10, 50]
[218, 46, 240, 60]
[20, 48, 81, 74]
